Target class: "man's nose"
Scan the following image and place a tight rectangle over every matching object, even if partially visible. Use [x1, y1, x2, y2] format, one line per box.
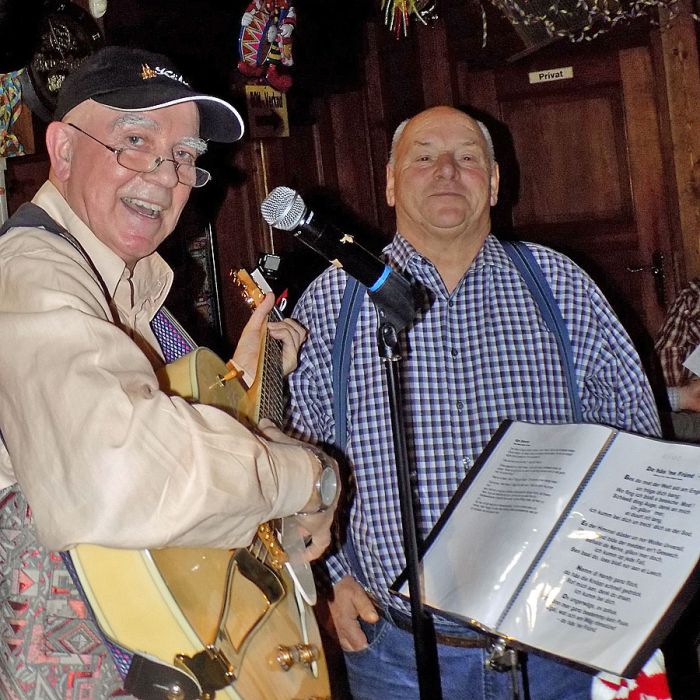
[435, 153, 457, 177]
[143, 157, 181, 187]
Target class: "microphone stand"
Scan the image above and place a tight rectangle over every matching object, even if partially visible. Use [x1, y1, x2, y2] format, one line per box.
[366, 283, 443, 700]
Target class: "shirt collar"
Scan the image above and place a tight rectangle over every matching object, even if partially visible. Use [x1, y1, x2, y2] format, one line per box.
[33, 181, 173, 310]
[384, 232, 508, 281]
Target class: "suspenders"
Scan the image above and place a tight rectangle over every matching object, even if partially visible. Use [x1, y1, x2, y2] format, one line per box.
[330, 239, 584, 454]
[330, 239, 585, 590]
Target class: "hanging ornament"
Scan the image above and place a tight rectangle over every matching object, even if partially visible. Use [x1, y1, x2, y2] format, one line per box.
[380, 0, 437, 37]
[0, 70, 26, 157]
[237, 0, 296, 93]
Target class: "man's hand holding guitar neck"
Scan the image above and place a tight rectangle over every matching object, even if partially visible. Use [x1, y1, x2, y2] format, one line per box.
[231, 292, 307, 381]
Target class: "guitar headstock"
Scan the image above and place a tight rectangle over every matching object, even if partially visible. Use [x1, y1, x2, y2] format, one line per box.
[230, 268, 284, 321]
[231, 269, 266, 312]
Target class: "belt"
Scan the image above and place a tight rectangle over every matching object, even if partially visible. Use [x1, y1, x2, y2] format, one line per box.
[381, 607, 490, 649]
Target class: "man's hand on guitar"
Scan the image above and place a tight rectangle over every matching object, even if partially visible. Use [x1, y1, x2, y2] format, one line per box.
[258, 419, 340, 562]
[232, 292, 307, 380]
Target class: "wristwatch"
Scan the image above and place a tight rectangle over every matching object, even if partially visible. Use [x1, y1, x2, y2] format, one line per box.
[299, 446, 338, 514]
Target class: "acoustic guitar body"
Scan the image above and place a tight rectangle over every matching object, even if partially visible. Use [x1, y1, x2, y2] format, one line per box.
[70, 348, 330, 699]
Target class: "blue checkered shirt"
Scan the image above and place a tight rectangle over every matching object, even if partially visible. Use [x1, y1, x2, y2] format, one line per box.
[286, 234, 660, 612]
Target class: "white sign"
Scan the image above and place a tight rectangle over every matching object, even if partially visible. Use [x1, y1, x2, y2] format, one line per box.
[528, 67, 574, 84]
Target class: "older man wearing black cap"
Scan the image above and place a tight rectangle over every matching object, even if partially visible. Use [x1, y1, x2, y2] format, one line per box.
[0, 46, 338, 700]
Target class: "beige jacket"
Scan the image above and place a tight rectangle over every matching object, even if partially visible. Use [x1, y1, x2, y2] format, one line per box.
[0, 181, 314, 550]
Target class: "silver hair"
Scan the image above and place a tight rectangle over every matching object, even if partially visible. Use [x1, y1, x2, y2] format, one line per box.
[388, 112, 495, 167]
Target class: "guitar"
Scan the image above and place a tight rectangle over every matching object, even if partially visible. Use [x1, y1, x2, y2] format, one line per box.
[68, 270, 330, 700]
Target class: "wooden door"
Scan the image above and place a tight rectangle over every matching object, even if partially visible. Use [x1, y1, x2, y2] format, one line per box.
[465, 45, 675, 359]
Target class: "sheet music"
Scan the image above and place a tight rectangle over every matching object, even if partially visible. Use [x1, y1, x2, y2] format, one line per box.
[412, 423, 610, 628]
[401, 421, 700, 676]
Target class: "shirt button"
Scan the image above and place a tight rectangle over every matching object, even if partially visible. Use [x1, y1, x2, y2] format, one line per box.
[456, 400, 464, 411]
[462, 457, 472, 469]
[451, 349, 459, 358]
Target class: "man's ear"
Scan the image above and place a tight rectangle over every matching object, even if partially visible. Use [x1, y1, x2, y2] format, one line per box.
[45, 122, 74, 181]
[386, 163, 396, 207]
[490, 161, 500, 207]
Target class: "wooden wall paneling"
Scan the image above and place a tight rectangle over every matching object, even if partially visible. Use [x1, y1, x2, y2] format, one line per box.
[495, 54, 633, 244]
[457, 63, 499, 115]
[619, 46, 674, 329]
[328, 91, 378, 226]
[214, 147, 264, 346]
[376, 25, 425, 136]
[277, 125, 323, 194]
[309, 100, 340, 192]
[416, 19, 454, 106]
[266, 120, 336, 258]
[503, 90, 630, 227]
[478, 49, 671, 344]
[246, 138, 281, 255]
[650, 3, 700, 283]
[363, 21, 393, 235]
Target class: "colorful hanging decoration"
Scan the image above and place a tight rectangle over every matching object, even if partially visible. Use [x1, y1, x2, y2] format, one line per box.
[489, 0, 688, 44]
[380, 0, 437, 37]
[0, 70, 25, 158]
[238, 0, 296, 93]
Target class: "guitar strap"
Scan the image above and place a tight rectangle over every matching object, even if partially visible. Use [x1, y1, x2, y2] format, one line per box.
[0, 204, 201, 700]
[330, 240, 584, 585]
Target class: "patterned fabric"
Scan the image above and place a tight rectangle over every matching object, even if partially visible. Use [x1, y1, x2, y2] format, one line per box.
[654, 277, 700, 387]
[0, 310, 192, 699]
[286, 233, 661, 611]
[151, 309, 196, 362]
[0, 487, 129, 699]
[593, 650, 671, 700]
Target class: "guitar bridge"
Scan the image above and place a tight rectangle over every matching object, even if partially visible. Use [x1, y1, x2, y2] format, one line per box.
[174, 547, 288, 696]
[175, 647, 232, 699]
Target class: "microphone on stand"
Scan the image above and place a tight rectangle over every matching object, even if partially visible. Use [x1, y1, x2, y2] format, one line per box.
[260, 186, 416, 330]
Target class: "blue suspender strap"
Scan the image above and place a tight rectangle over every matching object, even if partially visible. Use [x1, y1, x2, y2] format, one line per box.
[330, 276, 370, 587]
[501, 240, 583, 422]
[331, 276, 367, 452]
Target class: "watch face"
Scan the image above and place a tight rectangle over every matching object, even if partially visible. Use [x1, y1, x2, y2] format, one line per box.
[20, 0, 104, 121]
[319, 466, 338, 508]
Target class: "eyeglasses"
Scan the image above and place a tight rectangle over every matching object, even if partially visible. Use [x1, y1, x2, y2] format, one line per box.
[67, 123, 211, 188]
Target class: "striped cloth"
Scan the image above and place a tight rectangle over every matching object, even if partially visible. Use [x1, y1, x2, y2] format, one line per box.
[654, 277, 700, 387]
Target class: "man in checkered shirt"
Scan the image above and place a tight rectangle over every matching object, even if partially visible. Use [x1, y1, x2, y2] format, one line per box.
[286, 105, 660, 699]
[654, 277, 700, 442]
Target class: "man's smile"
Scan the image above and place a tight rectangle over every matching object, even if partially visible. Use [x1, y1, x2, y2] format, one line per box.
[121, 197, 164, 219]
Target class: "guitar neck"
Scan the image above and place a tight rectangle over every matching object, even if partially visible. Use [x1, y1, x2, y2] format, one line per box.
[232, 269, 287, 427]
[258, 330, 284, 425]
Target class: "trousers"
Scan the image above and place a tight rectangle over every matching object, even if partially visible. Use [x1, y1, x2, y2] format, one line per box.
[344, 616, 594, 700]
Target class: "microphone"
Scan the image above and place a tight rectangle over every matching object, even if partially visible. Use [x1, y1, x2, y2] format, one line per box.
[260, 186, 416, 330]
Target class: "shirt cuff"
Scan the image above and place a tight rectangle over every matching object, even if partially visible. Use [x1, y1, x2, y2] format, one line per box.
[325, 550, 352, 585]
[667, 386, 681, 412]
[264, 441, 316, 517]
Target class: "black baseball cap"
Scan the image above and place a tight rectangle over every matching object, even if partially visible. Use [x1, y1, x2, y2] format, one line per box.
[54, 46, 244, 143]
